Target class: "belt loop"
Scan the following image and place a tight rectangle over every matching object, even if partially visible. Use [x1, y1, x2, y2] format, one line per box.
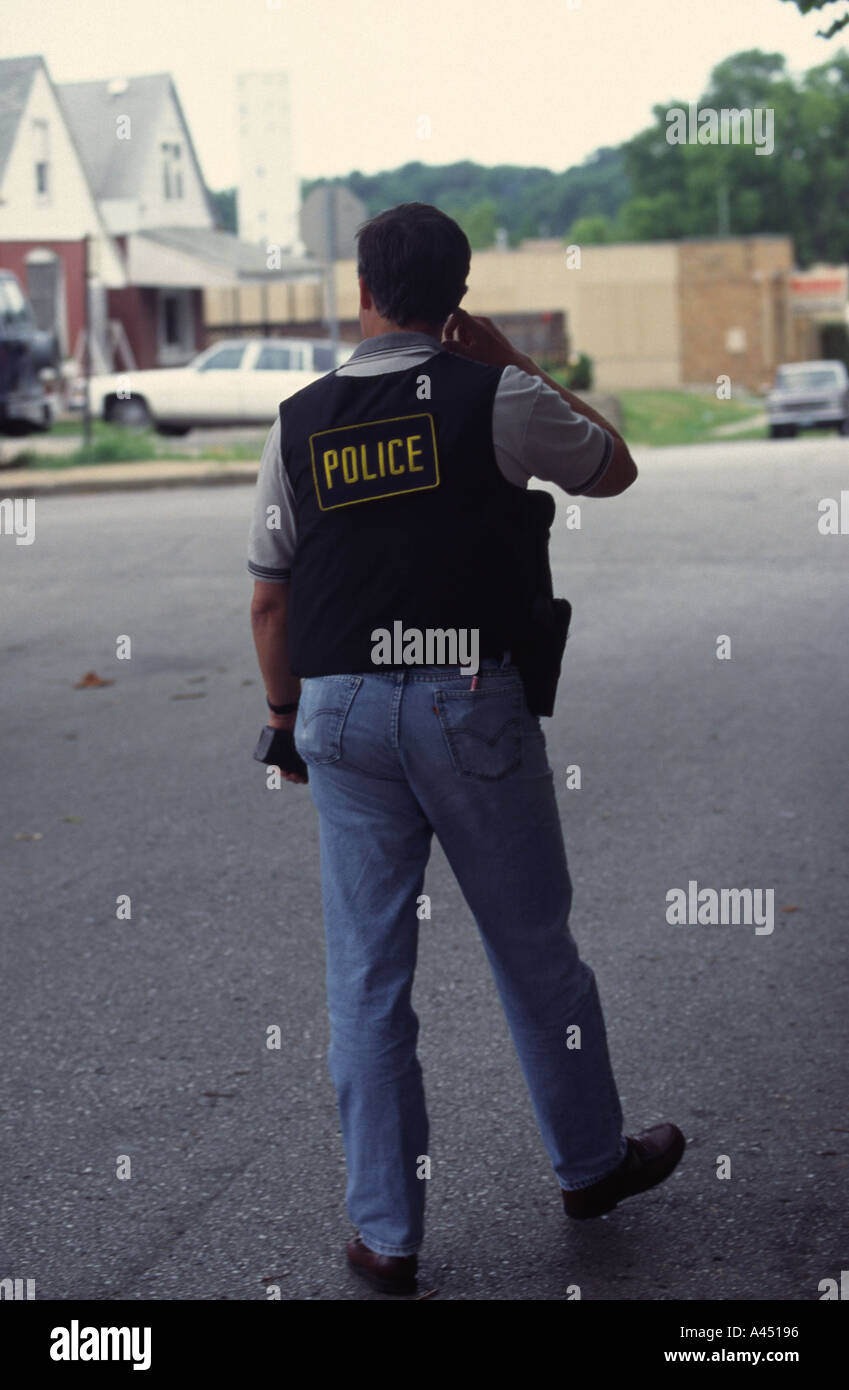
[501, 649, 512, 667]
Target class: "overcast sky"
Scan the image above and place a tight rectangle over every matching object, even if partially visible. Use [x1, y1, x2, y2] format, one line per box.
[3, 0, 845, 190]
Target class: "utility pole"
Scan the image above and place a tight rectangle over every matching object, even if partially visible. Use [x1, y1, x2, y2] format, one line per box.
[324, 182, 340, 357]
[82, 233, 92, 446]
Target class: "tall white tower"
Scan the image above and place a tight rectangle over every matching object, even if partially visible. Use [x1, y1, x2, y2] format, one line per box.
[236, 70, 301, 252]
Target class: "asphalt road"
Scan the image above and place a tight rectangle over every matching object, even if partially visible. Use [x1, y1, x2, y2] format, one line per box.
[2, 435, 848, 1301]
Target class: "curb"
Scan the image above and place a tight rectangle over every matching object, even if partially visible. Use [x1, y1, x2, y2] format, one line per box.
[0, 459, 260, 498]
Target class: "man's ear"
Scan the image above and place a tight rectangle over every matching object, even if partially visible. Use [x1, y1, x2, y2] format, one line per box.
[358, 276, 373, 311]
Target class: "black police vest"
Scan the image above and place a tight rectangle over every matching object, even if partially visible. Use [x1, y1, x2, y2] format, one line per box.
[279, 348, 547, 677]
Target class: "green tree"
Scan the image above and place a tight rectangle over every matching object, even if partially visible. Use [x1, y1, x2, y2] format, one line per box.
[304, 150, 631, 246]
[456, 198, 498, 249]
[614, 194, 685, 241]
[780, 0, 849, 37]
[618, 47, 849, 262]
[298, 45, 849, 263]
[566, 213, 615, 244]
[209, 187, 237, 233]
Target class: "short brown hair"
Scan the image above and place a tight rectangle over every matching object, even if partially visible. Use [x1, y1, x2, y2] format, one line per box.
[356, 202, 470, 328]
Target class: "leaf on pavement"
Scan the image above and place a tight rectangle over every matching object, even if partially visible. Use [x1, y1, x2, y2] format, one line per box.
[74, 671, 114, 688]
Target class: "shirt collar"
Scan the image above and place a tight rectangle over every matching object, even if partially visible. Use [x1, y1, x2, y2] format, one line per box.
[348, 329, 444, 360]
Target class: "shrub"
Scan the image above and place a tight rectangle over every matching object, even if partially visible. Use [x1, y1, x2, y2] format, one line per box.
[562, 352, 593, 391]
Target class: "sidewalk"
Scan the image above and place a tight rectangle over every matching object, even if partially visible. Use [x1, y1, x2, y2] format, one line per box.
[0, 458, 260, 498]
[711, 411, 768, 437]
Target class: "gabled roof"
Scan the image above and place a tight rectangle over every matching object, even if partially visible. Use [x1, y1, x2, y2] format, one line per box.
[134, 226, 322, 279]
[56, 71, 219, 224]
[0, 55, 45, 186]
[0, 55, 313, 290]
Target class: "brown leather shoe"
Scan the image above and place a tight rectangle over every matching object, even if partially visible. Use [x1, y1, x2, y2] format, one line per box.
[562, 1122, 686, 1219]
[346, 1236, 418, 1296]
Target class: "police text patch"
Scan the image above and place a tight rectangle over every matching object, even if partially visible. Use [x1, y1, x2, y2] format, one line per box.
[309, 412, 439, 510]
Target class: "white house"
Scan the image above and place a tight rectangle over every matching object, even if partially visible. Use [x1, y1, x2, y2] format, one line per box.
[0, 55, 322, 372]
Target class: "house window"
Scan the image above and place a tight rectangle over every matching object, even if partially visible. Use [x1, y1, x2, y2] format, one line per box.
[26, 250, 67, 354]
[0, 274, 31, 328]
[32, 119, 50, 197]
[161, 142, 184, 200]
[156, 288, 194, 365]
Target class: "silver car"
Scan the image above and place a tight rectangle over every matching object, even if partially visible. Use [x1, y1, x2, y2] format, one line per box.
[767, 359, 849, 438]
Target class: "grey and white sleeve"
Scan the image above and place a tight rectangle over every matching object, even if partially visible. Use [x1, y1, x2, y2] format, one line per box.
[247, 414, 297, 583]
[493, 364, 614, 495]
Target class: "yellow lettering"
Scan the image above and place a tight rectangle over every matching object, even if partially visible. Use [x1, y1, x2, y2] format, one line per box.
[406, 434, 423, 471]
[360, 442, 376, 481]
[341, 445, 358, 485]
[323, 449, 339, 489]
[376, 440, 386, 477]
[388, 438, 405, 474]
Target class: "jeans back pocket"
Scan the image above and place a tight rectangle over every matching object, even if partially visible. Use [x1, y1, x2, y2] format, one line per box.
[294, 675, 363, 765]
[434, 680, 523, 780]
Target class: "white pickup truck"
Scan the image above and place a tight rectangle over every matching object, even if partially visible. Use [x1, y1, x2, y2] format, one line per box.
[767, 359, 849, 439]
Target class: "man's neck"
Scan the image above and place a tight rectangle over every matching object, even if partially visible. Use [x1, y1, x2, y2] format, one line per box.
[362, 321, 443, 343]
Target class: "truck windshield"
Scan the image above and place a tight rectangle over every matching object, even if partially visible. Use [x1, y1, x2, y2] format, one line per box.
[0, 277, 31, 327]
[775, 367, 841, 392]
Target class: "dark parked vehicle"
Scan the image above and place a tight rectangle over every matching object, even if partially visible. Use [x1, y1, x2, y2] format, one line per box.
[767, 359, 849, 438]
[0, 270, 57, 435]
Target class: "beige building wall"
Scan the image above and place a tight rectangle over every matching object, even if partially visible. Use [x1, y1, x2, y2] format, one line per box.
[205, 278, 325, 327]
[332, 260, 361, 322]
[569, 243, 680, 390]
[333, 249, 574, 321]
[332, 242, 680, 389]
[677, 237, 794, 392]
[204, 237, 810, 392]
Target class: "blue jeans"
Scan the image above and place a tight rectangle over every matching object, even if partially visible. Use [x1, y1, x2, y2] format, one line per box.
[293, 658, 627, 1257]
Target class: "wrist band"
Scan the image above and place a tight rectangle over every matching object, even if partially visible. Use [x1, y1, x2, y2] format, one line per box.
[266, 695, 300, 715]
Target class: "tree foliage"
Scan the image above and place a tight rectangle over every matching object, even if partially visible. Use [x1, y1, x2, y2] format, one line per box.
[567, 214, 615, 245]
[296, 47, 849, 266]
[302, 149, 631, 250]
[209, 187, 237, 233]
[611, 47, 849, 264]
[780, 0, 849, 39]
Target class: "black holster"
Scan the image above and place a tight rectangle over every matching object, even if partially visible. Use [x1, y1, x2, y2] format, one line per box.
[509, 489, 572, 718]
[511, 594, 572, 718]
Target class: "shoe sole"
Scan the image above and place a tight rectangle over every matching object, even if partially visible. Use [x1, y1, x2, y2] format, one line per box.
[347, 1260, 418, 1297]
